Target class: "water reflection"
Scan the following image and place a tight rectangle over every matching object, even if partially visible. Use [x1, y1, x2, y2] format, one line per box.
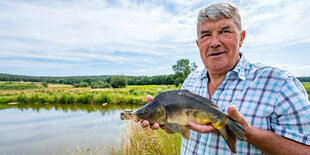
[0, 104, 139, 155]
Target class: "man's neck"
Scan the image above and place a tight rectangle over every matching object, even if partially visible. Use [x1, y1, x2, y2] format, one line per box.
[207, 72, 226, 99]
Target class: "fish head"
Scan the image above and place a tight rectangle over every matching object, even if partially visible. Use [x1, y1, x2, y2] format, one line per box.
[134, 100, 166, 123]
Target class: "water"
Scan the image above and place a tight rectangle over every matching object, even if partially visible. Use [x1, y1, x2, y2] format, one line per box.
[0, 104, 138, 155]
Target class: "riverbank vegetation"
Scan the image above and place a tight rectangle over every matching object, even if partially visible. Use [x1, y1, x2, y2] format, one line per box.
[120, 121, 181, 155]
[0, 82, 177, 105]
[70, 121, 181, 155]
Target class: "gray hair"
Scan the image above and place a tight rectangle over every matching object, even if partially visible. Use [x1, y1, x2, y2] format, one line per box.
[197, 2, 242, 36]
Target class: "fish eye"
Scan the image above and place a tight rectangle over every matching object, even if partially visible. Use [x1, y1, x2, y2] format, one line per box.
[144, 111, 149, 115]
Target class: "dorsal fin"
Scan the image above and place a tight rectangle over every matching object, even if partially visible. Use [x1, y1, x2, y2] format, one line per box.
[180, 89, 219, 109]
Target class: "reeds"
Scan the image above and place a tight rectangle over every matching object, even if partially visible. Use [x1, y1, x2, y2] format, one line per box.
[120, 121, 181, 155]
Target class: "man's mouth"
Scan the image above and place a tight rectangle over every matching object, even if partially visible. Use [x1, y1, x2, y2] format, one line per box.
[208, 52, 225, 56]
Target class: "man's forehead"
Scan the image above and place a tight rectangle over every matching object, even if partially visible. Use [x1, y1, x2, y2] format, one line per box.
[199, 18, 237, 30]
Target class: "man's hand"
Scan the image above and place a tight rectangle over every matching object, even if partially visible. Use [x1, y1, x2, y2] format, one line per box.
[187, 105, 251, 136]
[133, 95, 174, 133]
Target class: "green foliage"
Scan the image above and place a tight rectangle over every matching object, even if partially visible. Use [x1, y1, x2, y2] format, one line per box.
[111, 76, 128, 88]
[42, 82, 48, 88]
[298, 77, 310, 82]
[302, 82, 310, 96]
[74, 82, 89, 88]
[0, 85, 177, 105]
[90, 81, 112, 89]
[0, 73, 177, 85]
[127, 74, 174, 85]
[122, 122, 181, 154]
[172, 59, 197, 86]
[0, 82, 43, 90]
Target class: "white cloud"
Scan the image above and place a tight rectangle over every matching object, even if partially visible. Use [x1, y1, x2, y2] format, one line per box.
[0, 0, 310, 76]
[241, 0, 310, 48]
[273, 64, 310, 71]
[0, 0, 197, 64]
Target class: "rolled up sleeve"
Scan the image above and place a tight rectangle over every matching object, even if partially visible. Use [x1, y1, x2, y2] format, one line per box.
[271, 77, 310, 145]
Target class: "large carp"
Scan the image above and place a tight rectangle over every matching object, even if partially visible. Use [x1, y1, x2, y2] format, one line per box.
[134, 89, 247, 154]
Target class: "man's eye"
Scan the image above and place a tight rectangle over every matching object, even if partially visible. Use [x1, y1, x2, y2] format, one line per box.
[201, 34, 210, 39]
[221, 30, 231, 34]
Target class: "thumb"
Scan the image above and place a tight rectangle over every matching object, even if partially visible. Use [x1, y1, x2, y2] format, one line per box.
[227, 105, 247, 126]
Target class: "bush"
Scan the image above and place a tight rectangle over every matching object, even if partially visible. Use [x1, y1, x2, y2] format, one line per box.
[91, 81, 112, 89]
[111, 76, 127, 88]
[42, 82, 48, 88]
[74, 82, 89, 88]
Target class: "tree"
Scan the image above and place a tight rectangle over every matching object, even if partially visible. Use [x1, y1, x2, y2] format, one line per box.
[110, 76, 128, 88]
[172, 59, 198, 86]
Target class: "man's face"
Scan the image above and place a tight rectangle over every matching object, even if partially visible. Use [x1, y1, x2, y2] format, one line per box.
[196, 18, 245, 75]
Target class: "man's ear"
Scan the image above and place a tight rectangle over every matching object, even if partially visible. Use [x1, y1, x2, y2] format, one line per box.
[196, 40, 199, 47]
[239, 30, 246, 47]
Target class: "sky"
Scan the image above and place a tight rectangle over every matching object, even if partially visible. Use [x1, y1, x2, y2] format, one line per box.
[0, 0, 310, 77]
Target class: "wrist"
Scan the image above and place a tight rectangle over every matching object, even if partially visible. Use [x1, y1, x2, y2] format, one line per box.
[244, 124, 257, 144]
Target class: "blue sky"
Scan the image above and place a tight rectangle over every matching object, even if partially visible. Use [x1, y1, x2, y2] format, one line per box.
[1, 0, 310, 77]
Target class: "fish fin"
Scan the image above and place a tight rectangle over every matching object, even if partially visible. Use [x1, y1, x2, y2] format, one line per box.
[180, 126, 190, 140]
[217, 118, 247, 154]
[182, 89, 219, 108]
[165, 123, 182, 133]
[227, 117, 247, 140]
[218, 125, 237, 154]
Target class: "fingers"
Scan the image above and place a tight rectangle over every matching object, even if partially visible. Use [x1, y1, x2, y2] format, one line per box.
[147, 95, 153, 102]
[133, 116, 139, 122]
[150, 123, 160, 130]
[187, 121, 218, 134]
[141, 120, 150, 128]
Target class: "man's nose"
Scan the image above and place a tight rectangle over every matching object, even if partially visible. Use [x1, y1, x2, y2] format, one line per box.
[210, 36, 222, 48]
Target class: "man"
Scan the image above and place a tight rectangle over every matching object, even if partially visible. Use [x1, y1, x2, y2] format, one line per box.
[135, 2, 310, 154]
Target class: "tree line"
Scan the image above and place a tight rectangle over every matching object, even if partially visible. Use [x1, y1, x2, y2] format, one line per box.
[1, 58, 309, 88]
[0, 73, 174, 85]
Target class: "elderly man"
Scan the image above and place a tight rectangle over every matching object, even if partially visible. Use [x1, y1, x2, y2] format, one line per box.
[135, 2, 310, 154]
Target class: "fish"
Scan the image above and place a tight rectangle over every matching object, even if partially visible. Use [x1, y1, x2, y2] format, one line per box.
[133, 89, 247, 154]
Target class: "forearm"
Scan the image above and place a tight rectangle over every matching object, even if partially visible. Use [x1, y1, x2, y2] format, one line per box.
[247, 126, 310, 155]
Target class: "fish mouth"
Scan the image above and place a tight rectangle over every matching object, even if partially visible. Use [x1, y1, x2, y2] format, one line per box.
[133, 110, 141, 120]
[134, 114, 140, 120]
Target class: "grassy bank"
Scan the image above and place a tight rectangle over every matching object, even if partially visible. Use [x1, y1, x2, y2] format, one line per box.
[0, 82, 177, 105]
[69, 121, 181, 155]
[120, 121, 181, 155]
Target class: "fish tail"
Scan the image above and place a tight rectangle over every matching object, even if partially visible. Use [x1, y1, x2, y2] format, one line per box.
[218, 118, 247, 154]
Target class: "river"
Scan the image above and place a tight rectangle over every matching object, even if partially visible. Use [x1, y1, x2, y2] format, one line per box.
[0, 104, 138, 155]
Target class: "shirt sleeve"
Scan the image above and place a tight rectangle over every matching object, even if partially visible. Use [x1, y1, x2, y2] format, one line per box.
[271, 77, 310, 145]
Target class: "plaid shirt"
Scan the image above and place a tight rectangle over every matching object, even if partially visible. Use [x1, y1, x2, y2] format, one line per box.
[180, 55, 310, 154]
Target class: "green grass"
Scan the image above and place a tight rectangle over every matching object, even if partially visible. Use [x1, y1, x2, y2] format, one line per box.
[120, 121, 181, 155]
[302, 82, 310, 94]
[0, 82, 44, 90]
[0, 82, 177, 105]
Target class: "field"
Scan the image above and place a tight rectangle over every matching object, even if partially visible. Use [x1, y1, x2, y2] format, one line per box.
[0, 82, 177, 105]
[302, 82, 310, 97]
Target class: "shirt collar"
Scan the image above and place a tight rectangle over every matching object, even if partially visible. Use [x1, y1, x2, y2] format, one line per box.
[231, 54, 246, 80]
[199, 53, 247, 81]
